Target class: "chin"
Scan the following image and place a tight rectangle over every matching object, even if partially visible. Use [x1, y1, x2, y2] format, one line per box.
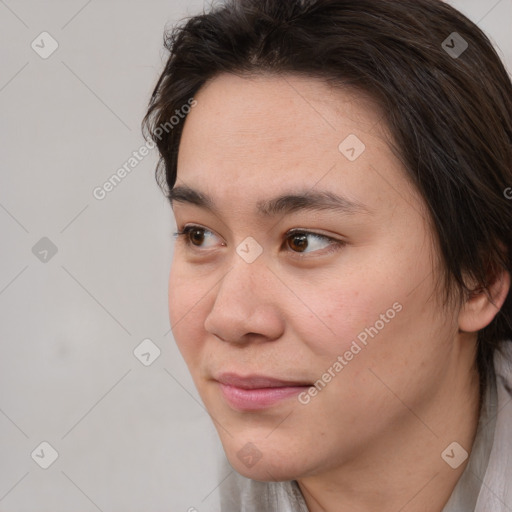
[219, 436, 308, 482]
[228, 454, 302, 482]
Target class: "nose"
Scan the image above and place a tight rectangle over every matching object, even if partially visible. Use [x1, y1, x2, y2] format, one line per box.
[203, 258, 285, 345]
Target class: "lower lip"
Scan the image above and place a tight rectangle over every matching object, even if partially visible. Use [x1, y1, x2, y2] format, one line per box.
[218, 383, 310, 411]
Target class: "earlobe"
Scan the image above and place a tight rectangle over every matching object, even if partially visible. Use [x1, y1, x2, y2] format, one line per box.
[458, 268, 511, 333]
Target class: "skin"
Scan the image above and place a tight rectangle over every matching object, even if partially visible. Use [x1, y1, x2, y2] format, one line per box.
[168, 73, 510, 512]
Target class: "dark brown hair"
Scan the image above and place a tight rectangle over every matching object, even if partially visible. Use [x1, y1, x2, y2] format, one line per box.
[143, 0, 512, 391]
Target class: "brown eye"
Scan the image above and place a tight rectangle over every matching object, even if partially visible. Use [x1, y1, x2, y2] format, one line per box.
[175, 225, 223, 250]
[284, 230, 345, 257]
[287, 233, 309, 252]
[189, 228, 206, 246]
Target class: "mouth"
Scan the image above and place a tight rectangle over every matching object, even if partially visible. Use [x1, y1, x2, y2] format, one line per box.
[215, 372, 312, 411]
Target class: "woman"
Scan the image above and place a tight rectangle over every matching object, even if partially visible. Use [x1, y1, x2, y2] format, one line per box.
[143, 0, 512, 510]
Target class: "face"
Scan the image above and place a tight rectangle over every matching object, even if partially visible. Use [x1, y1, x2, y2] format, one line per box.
[169, 73, 461, 481]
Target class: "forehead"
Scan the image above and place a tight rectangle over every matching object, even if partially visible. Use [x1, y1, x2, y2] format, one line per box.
[178, 72, 385, 168]
[175, 72, 424, 221]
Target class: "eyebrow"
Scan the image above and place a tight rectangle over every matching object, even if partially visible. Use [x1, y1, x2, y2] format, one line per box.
[168, 185, 373, 217]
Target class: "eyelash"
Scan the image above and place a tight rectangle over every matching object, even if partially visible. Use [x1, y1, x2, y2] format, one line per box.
[173, 225, 345, 258]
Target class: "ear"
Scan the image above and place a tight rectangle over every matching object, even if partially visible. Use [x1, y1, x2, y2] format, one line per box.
[458, 267, 511, 333]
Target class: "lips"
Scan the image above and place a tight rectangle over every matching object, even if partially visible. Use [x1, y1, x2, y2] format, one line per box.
[215, 372, 312, 410]
[216, 372, 312, 388]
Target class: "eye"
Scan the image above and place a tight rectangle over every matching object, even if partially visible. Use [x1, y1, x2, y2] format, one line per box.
[173, 225, 345, 257]
[174, 225, 223, 249]
[284, 230, 345, 255]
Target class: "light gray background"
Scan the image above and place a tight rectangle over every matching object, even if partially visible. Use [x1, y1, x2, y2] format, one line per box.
[0, 1, 510, 511]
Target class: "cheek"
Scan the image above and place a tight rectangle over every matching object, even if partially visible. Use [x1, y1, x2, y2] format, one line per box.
[313, 273, 455, 405]
[168, 262, 211, 359]
[293, 269, 401, 355]
[167, 263, 184, 328]
[294, 248, 443, 373]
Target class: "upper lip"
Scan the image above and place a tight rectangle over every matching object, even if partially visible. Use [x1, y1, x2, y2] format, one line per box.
[215, 372, 311, 389]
